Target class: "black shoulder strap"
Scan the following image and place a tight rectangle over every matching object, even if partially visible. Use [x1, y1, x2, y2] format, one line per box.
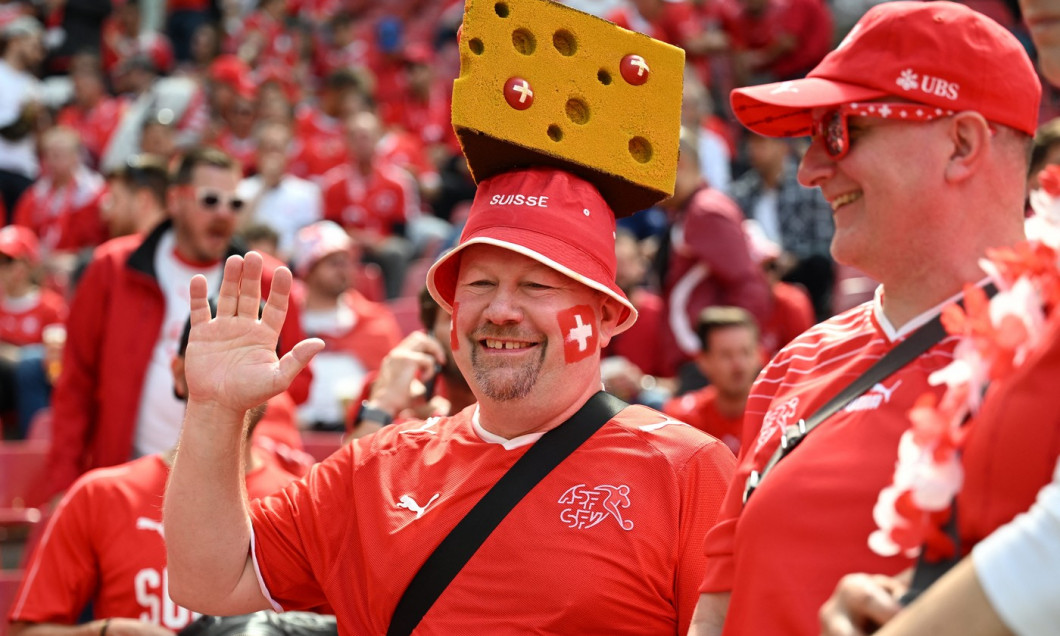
[742, 284, 996, 505]
[387, 391, 628, 636]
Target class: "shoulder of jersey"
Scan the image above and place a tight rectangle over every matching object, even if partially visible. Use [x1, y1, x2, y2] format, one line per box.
[609, 403, 723, 457]
[766, 301, 877, 367]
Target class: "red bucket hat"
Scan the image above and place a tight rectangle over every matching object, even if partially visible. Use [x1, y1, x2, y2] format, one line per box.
[427, 168, 638, 334]
[731, 1, 1041, 137]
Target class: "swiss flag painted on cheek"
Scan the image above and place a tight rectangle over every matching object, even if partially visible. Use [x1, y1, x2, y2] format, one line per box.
[557, 305, 598, 364]
[450, 301, 460, 351]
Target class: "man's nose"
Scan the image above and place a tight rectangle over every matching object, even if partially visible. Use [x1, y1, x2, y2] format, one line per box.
[797, 138, 837, 188]
[481, 286, 524, 324]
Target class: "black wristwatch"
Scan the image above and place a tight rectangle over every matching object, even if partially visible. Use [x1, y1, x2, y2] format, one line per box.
[355, 401, 394, 427]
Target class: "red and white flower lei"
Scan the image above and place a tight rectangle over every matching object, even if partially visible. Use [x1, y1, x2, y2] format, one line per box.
[869, 165, 1060, 561]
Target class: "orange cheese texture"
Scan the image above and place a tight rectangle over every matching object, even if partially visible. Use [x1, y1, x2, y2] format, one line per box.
[452, 0, 685, 217]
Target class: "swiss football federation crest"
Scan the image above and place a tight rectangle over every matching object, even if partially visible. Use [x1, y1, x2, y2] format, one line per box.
[754, 396, 800, 454]
[558, 484, 634, 530]
[557, 305, 597, 364]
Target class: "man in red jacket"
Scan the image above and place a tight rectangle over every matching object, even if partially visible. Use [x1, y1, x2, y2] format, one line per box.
[37, 147, 310, 502]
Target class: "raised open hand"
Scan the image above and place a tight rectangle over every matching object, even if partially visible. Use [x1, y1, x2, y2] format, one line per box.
[185, 252, 324, 417]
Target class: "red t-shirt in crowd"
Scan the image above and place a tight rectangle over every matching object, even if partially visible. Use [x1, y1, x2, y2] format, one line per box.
[700, 292, 963, 635]
[250, 403, 736, 634]
[664, 386, 743, 455]
[56, 98, 126, 164]
[13, 169, 107, 253]
[0, 288, 67, 347]
[9, 454, 296, 629]
[321, 162, 415, 238]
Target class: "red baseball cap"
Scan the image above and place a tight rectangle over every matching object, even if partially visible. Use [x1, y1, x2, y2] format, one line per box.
[731, 1, 1041, 137]
[0, 225, 40, 264]
[427, 168, 638, 334]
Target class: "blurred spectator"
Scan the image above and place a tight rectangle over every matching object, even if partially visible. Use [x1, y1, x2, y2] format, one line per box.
[717, 0, 834, 84]
[1028, 117, 1060, 195]
[177, 20, 221, 82]
[138, 110, 178, 160]
[729, 133, 836, 320]
[100, 55, 208, 172]
[603, 229, 671, 381]
[0, 15, 44, 220]
[56, 52, 126, 166]
[210, 93, 258, 174]
[322, 110, 417, 299]
[7, 317, 300, 634]
[101, 153, 169, 239]
[656, 132, 771, 380]
[37, 147, 310, 502]
[237, 120, 323, 260]
[312, 11, 369, 81]
[682, 72, 734, 194]
[663, 306, 759, 455]
[292, 220, 402, 430]
[205, 54, 254, 131]
[230, 0, 297, 71]
[290, 68, 372, 180]
[346, 285, 476, 440]
[13, 126, 107, 255]
[743, 219, 816, 359]
[37, 0, 112, 76]
[0, 226, 66, 436]
[240, 222, 281, 260]
[167, 0, 212, 63]
[101, 0, 174, 80]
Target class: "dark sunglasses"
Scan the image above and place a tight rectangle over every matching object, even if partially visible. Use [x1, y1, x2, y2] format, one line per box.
[811, 102, 955, 160]
[196, 189, 245, 213]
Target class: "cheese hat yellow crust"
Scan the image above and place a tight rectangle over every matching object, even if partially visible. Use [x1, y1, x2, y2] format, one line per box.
[452, 0, 685, 217]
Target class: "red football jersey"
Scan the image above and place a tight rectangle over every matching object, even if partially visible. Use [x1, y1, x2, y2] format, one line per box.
[700, 295, 962, 635]
[321, 163, 415, 238]
[0, 288, 67, 346]
[10, 455, 296, 629]
[250, 404, 736, 635]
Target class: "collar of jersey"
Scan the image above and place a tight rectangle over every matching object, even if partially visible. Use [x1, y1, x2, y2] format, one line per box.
[872, 277, 991, 342]
[471, 406, 545, 451]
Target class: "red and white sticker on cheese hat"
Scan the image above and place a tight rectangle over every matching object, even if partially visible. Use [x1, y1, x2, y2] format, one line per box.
[557, 305, 598, 364]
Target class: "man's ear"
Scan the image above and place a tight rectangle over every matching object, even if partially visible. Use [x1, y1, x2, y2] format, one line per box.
[944, 112, 992, 184]
[171, 355, 188, 400]
[595, 295, 626, 348]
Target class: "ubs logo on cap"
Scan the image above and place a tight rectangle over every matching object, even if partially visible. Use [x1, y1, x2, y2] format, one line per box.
[896, 68, 959, 100]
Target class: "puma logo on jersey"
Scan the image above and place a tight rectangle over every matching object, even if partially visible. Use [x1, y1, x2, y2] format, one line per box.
[558, 484, 634, 531]
[396, 493, 440, 519]
[400, 418, 440, 435]
[844, 380, 903, 413]
[136, 517, 165, 539]
[639, 416, 686, 432]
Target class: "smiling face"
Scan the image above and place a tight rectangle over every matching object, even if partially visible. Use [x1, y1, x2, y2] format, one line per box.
[452, 244, 617, 406]
[797, 107, 948, 277]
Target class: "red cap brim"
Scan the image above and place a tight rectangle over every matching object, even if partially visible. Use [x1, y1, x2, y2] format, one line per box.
[731, 78, 889, 137]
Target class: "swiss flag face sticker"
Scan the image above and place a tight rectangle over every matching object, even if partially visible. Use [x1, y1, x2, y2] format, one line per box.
[450, 302, 460, 351]
[557, 305, 598, 364]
